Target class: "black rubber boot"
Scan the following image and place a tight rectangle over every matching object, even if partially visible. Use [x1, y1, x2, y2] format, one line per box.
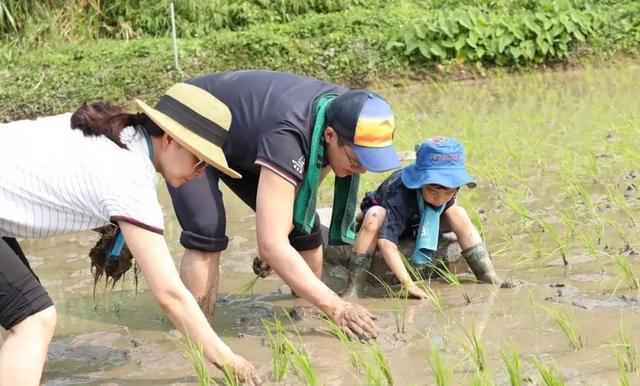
[341, 251, 374, 298]
[461, 242, 501, 285]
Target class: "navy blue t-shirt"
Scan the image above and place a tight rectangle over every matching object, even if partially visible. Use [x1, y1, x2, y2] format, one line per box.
[187, 71, 347, 184]
[361, 171, 456, 245]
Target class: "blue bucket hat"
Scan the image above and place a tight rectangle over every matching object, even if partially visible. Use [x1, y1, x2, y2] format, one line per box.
[401, 137, 476, 189]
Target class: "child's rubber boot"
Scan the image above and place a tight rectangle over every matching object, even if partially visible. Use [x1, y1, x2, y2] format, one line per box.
[461, 242, 501, 285]
[341, 251, 373, 298]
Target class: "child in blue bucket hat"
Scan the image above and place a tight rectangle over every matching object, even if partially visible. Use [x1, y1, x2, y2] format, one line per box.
[342, 137, 501, 299]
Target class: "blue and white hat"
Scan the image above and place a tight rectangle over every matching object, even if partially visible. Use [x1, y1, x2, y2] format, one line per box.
[401, 137, 476, 189]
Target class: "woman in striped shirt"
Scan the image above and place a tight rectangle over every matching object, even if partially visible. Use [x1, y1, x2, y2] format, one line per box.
[0, 84, 259, 385]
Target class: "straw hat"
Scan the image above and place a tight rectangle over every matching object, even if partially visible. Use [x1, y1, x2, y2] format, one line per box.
[136, 83, 241, 179]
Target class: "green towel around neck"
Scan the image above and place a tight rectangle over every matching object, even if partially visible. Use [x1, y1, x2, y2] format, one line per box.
[293, 94, 360, 245]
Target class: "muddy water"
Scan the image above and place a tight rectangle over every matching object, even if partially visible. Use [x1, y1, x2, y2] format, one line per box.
[4, 64, 640, 385]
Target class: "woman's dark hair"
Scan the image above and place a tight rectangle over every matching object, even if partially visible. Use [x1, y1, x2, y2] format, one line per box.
[70, 101, 163, 147]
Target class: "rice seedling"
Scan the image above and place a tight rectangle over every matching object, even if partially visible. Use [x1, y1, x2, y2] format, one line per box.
[620, 369, 630, 386]
[526, 287, 539, 331]
[225, 275, 260, 300]
[262, 317, 292, 381]
[569, 179, 597, 220]
[603, 321, 638, 374]
[605, 185, 636, 225]
[610, 253, 639, 291]
[281, 311, 319, 386]
[559, 211, 577, 239]
[432, 263, 471, 304]
[458, 194, 485, 237]
[461, 323, 486, 372]
[363, 361, 383, 385]
[618, 327, 638, 373]
[288, 343, 319, 386]
[400, 254, 447, 317]
[429, 341, 452, 386]
[582, 146, 599, 182]
[605, 216, 632, 245]
[545, 307, 583, 351]
[221, 365, 240, 386]
[181, 336, 214, 386]
[532, 357, 565, 386]
[521, 228, 544, 264]
[501, 347, 523, 386]
[490, 217, 517, 249]
[469, 370, 494, 386]
[175, 333, 242, 386]
[369, 272, 407, 334]
[504, 195, 535, 229]
[535, 217, 568, 265]
[371, 343, 394, 385]
[263, 314, 319, 385]
[323, 317, 365, 371]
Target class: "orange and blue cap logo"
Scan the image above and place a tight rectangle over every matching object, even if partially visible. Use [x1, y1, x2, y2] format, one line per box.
[353, 95, 395, 148]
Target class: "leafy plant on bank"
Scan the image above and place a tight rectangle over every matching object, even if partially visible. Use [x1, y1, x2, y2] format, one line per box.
[388, 2, 640, 67]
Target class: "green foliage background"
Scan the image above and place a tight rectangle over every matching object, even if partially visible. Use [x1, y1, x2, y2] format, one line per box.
[1, 0, 639, 121]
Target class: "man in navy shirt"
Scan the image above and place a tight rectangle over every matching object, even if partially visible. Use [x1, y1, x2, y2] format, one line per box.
[344, 137, 501, 298]
[162, 71, 401, 338]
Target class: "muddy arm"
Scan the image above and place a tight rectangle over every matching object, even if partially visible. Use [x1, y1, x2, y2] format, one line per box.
[256, 167, 342, 309]
[256, 168, 377, 338]
[117, 221, 259, 383]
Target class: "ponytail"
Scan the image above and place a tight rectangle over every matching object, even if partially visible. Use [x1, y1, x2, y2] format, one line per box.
[70, 102, 150, 148]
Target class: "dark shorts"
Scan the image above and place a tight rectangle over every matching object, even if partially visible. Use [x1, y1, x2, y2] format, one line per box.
[167, 166, 323, 252]
[0, 238, 54, 330]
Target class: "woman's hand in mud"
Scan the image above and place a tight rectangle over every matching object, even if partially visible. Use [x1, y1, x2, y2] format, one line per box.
[215, 353, 262, 385]
[331, 301, 378, 341]
[252, 257, 272, 278]
[405, 283, 429, 300]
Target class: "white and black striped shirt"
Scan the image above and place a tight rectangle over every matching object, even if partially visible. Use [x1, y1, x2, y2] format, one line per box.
[0, 113, 164, 238]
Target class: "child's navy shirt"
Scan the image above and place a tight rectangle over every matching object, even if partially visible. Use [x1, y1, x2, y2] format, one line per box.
[360, 170, 456, 245]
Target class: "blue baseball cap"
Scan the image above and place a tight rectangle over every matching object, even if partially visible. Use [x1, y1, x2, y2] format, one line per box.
[401, 137, 476, 189]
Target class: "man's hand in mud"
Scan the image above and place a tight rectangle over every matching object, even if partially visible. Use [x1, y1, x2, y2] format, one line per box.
[331, 301, 378, 341]
[252, 257, 272, 278]
[215, 353, 262, 385]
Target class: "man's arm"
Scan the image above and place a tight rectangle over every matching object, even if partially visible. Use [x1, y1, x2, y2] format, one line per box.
[256, 167, 341, 307]
[255, 167, 377, 338]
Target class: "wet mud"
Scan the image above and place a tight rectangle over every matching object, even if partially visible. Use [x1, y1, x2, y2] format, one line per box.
[2, 65, 640, 385]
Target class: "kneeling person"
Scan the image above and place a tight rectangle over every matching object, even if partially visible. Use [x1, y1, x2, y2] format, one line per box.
[344, 137, 501, 299]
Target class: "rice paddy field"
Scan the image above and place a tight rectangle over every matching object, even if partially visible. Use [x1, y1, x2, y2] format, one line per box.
[3, 62, 640, 385]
